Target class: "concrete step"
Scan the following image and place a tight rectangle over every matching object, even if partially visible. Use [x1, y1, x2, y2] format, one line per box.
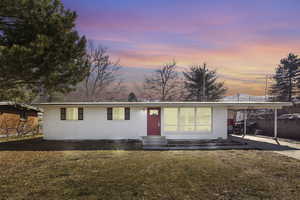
[142, 136, 167, 145]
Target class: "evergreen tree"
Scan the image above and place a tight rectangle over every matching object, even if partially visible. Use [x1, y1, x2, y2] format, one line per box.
[270, 53, 300, 101]
[183, 63, 227, 101]
[128, 92, 138, 102]
[0, 86, 36, 103]
[0, 0, 88, 102]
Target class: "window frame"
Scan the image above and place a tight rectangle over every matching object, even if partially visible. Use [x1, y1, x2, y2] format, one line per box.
[163, 107, 212, 133]
[107, 107, 130, 121]
[60, 107, 84, 121]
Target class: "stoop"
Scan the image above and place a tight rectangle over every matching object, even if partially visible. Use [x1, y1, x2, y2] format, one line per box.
[141, 136, 167, 145]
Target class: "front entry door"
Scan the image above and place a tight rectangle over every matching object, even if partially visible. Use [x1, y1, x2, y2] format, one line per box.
[147, 108, 161, 135]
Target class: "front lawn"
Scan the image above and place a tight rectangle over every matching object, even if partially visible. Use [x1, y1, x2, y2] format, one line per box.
[0, 150, 299, 200]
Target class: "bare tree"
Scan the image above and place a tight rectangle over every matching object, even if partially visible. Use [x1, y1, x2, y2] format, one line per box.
[102, 80, 129, 101]
[143, 61, 183, 101]
[84, 42, 121, 101]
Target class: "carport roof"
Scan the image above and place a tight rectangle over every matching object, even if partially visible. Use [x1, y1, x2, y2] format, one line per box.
[34, 101, 292, 109]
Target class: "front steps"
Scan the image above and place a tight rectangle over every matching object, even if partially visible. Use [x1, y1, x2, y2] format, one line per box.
[142, 136, 167, 145]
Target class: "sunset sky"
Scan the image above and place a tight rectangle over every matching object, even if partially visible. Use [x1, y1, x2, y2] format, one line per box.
[62, 0, 300, 96]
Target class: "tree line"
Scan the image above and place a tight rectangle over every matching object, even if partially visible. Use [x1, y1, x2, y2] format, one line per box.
[0, 0, 226, 103]
[38, 43, 228, 102]
[141, 61, 226, 102]
[1, 0, 298, 103]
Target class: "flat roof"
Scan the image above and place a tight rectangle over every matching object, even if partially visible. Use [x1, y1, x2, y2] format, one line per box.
[34, 101, 292, 109]
[0, 101, 41, 112]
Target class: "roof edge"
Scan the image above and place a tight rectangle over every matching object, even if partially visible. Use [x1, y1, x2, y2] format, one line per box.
[0, 101, 41, 112]
[33, 101, 293, 108]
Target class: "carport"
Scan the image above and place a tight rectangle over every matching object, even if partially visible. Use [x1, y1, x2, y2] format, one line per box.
[228, 102, 292, 140]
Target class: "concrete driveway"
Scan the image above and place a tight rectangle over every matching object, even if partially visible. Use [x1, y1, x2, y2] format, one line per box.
[231, 134, 300, 160]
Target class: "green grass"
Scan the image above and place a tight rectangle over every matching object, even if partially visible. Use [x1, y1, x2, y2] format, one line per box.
[0, 150, 299, 200]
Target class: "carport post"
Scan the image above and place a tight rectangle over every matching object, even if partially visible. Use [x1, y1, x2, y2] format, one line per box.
[243, 109, 247, 137]
[274, 108, 278, 139]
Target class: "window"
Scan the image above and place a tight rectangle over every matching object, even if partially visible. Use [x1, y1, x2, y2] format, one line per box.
[196, 108, 212, 132]
[149, 109, 159, 116]
[179, 108, 195, 131]
[113, 107, 125, 120]
[164, 107, 212, 132]
[164, 108, 178, 131]
[107, 107, 130, 120]
[60, 108, 83, 120]
[66, 108, 78, 120]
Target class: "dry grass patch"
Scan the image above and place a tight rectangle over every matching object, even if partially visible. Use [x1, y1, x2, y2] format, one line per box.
[0, 150, 299, 200]
[0, 134, 43, 143]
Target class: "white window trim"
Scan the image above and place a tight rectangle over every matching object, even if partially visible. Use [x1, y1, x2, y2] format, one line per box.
[164, 107, 213, 133]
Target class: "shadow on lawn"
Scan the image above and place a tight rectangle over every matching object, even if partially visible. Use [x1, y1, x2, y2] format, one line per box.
[0, 138, 143, 151]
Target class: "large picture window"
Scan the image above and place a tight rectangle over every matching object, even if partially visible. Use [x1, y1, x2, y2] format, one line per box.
[164, 108, 178, 131]
[196, 108, 212, 132]
[164, 107, 212, 132]
[179, 108, 195, 131]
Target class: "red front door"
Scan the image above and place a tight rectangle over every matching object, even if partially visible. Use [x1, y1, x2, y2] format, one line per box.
[147, 108, 161, 135]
